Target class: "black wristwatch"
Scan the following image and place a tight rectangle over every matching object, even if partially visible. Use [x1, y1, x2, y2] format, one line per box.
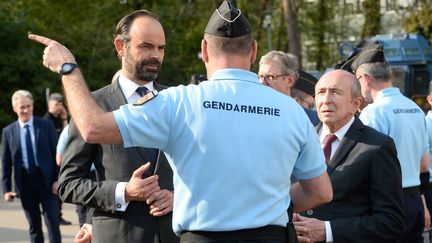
[59, 63, 79, 75]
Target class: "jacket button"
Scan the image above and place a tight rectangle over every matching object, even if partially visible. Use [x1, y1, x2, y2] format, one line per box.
[306, 210, 313, 215]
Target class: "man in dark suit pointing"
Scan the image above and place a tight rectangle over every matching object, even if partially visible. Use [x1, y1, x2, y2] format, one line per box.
[294, 70, 405, 243]
[2, 90, 61, 243]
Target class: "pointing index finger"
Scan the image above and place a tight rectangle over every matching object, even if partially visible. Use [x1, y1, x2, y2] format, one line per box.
[28, 34, 56, 46]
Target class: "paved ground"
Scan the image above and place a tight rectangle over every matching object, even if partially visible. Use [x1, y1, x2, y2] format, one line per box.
[0, 197, 79, 243]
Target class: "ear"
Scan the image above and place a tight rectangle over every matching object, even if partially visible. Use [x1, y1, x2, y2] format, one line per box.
[250, 40, 257, 64]
[427, 94, 432, 106]
[114, 37, 126, 58]
[287, 74, 296, 88]
[352, 96, 363, 113]
[201, 39, 209, 63]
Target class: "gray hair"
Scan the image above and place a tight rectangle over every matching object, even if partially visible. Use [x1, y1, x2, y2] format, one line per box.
[357, 62, 391, 83]
[259, 51, 299, 79]
[11, 90, 33, 107]
[352, 78, 362, 98]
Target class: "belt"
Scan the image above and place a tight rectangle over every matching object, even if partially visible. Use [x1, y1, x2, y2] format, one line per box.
[403, 186, 419, 195]
[180, 225, 287, 243]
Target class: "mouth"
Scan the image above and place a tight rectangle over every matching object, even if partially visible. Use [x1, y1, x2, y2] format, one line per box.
[144, 64, 159, 72]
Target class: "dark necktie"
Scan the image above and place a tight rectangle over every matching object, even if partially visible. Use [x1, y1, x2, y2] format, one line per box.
[135, 86, 159, 166]
[135, 86, 150, 97]
[323, 134, 337, 164]
[24, 124, 38, 174]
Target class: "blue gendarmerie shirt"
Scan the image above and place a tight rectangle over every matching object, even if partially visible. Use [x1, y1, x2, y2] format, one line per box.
[113, 69, 327, 235]
[360, 87, 427, 188]
[425, 111, 432, 182]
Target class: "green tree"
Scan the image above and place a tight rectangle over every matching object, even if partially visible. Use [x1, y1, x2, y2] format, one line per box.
[403, 0, 432, 44]
[361, 0, 381, 38]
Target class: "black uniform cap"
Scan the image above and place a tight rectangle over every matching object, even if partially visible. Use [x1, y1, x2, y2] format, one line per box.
[336, 43, 385, 73]
[204, 0, 252, 38]
[295, 70, 318, 96]
[350, 43, 385, 72]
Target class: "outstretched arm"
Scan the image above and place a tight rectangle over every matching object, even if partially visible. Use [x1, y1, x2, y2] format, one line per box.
[28, 34, 121, 144]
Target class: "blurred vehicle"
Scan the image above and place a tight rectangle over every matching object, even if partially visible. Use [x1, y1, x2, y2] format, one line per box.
[340, 33, 432, 111]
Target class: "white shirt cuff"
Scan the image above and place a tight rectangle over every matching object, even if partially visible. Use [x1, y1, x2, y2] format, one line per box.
[325, 221, 334, 242]
[114, 182, 129, 212]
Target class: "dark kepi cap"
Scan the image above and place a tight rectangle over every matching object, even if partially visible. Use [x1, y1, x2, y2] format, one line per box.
[204, 0, 252, 38]
[350, 43, 385, 73]
[334, 48, 361, 73]
[295, 70, 318, 96]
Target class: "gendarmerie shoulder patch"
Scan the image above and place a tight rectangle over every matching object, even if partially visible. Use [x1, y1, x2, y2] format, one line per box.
[133, 90, 158, 106]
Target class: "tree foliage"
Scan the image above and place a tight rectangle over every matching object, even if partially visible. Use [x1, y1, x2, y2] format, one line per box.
[403, 0, 432, 44]
[361, 0, 381, 38]
[0, 0, 428, 133]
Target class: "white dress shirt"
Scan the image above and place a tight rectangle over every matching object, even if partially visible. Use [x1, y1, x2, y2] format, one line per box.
[319, 116, 354, 242]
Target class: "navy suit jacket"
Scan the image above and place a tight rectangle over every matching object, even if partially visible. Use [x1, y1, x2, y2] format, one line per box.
[2, 117, 58, 196]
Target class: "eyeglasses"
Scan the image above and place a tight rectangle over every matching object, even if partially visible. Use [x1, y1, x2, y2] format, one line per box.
[356, 74, 368, 80]
[258, 74, 289, 82]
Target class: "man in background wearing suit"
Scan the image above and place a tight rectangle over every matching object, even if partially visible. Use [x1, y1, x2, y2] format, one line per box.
[57, 10, 178, 243]
[2, 90, 61, 243]
[293, 70, 404, 242]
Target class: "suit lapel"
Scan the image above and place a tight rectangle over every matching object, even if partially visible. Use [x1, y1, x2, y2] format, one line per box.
[327, 117, 364, 174]
[110, 78, 128, 107]
[33, 117, 40, 151]
[112, 79, 158, 174]
[13, 121, 22, 155]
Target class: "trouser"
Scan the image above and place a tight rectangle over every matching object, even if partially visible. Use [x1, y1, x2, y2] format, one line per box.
[180, 225, 295, 243]
[20, 169, 61, 243]
[398, 187, 424, 243]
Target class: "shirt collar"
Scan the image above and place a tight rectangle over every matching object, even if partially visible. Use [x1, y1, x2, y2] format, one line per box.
[210, 69, 260, 84]
[320, 116, 355, 143]
[375, 87, 400, 101]
[18, 116, 34, 128]
[118, 74, 155, 100]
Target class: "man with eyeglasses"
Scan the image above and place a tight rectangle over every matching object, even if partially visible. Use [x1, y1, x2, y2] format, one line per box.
[259, 51, 319, 125]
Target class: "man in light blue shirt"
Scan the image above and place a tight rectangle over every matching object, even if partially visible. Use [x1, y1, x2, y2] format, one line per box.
[30, 1, 332, 242]
[354, 47, 429, 243]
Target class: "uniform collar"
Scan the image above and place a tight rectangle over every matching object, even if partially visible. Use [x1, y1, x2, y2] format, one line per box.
[375, 87, 400, 101]
[210, 69, 260, 84]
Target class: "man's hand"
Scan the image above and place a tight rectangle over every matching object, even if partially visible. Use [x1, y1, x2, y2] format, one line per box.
[125, 162, 160, 202]
[52, 181, 59, 195]
[28, 34, 77, 73]
[293, 213, 326, 243]
[422, 195, 431, 230]
[147, 189, 173, 217]
[4, 192, 17, 202]
[75, 223, 92, 243]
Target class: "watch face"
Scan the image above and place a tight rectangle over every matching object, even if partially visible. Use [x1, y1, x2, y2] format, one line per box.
[63, 64, 73, 72]
[60, 63, 77, 75]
